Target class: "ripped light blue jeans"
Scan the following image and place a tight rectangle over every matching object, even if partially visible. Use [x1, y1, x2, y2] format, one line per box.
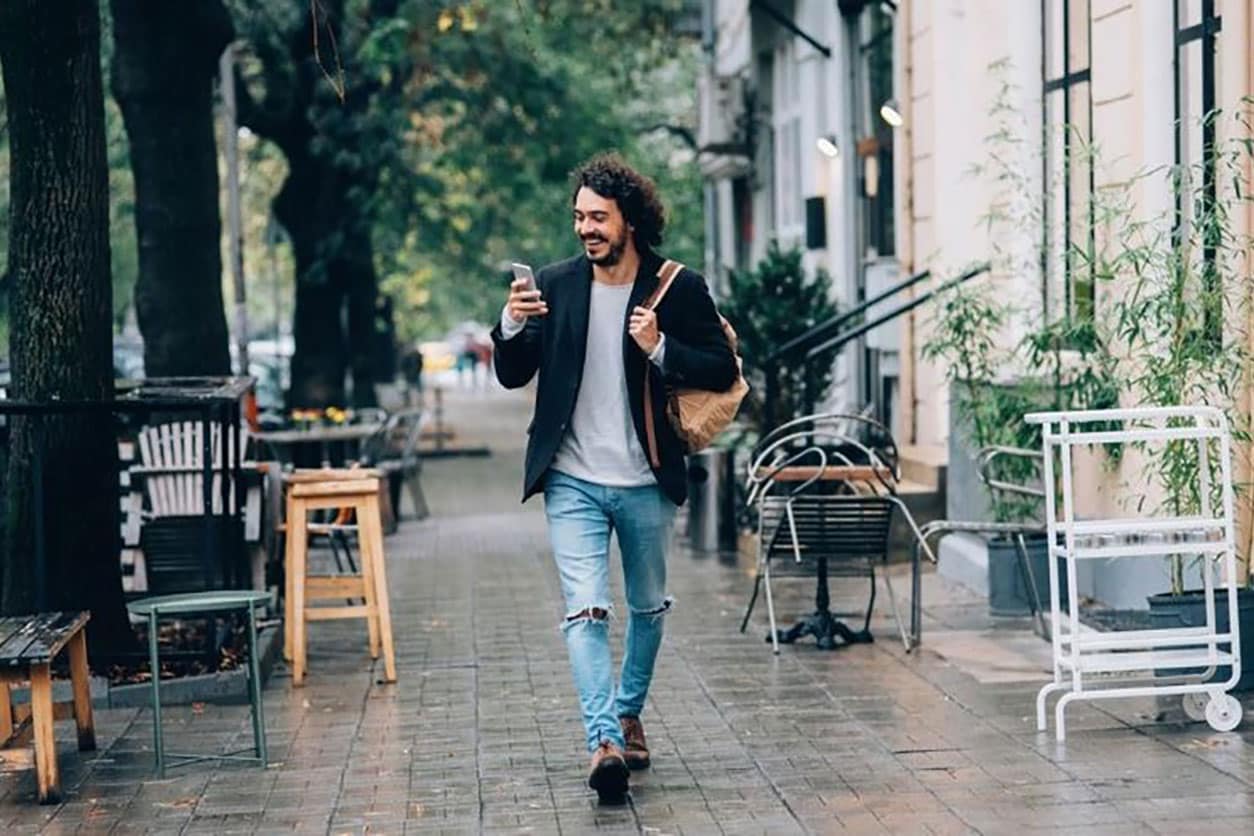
[543, 470, 677, 752]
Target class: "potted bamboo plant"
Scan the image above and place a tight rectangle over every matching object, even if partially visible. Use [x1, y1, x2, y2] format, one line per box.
[1095, 114, 1254, 689]
[922, 67, 1119, 615]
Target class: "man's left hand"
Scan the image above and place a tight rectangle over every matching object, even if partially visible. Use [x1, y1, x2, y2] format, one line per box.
[629, 306, 661, 354]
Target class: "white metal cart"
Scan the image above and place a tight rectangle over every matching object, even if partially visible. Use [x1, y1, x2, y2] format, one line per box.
[1026, 405, 1243, 741]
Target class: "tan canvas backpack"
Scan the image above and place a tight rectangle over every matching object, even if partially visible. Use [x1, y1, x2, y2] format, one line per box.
[642, 260, 750, 465]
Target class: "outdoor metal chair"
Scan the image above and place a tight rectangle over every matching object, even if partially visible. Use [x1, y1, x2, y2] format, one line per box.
[739, 412, 935, 653]
[359, 407, 429, 522]
[907, 445, 1050, 651]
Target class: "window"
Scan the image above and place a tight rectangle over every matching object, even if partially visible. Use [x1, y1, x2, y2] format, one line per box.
[1041, 0, 1093, 325]
[1174, 0, 1222, 339]
[859, 4, 895, 257]
[772, 40, 803, 238]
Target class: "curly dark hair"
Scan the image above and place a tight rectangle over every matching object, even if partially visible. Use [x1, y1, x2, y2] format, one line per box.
[570, 152, 666, 252]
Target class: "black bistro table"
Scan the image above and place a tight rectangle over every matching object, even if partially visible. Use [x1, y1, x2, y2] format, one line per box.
[758, 464, 894, 650]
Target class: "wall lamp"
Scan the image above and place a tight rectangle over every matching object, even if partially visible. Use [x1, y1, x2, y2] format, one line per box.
[879, 99, 904, 128]
[815, 135, 840, 158]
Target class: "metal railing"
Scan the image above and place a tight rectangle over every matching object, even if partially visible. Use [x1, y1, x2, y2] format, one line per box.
[0, 377, 253, 609]
[761, 263, 991, 429]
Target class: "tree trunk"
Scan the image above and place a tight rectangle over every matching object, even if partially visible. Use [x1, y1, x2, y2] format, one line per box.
[272, 154, 349, 408]
[110, 0, 233, 378]
[343, 228, 380, 408]
[0, 0, 135, 658]
[234, 0, 385, 409]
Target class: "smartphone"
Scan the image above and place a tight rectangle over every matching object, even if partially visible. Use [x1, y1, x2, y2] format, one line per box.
[510, 262, 536, 292]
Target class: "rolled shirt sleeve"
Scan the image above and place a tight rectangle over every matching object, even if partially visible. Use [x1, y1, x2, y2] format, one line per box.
[499, 306, 525, 340]
[647, 334, 666, 367]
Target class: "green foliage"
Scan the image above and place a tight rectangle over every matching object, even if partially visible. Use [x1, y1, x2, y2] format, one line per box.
[231, 0, 705, 344]
[719, 242, 840, 432]
[388, 1, 705, 341]
[1091, 110, 1254, 592]
[104, 95, 138, 332]
[924, 65, 1120, 524]
[923, 278, 1050, 524]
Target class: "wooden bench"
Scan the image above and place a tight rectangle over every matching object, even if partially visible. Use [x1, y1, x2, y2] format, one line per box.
[0, 611, 95, 804]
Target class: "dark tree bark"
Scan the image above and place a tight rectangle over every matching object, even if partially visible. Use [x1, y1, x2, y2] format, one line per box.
[235, 0, 388, 408]
[343, 228, 381, 408]
[0, 0, 134, 657]
[110, 0, 233, 378]
[268, 126, 351, 408]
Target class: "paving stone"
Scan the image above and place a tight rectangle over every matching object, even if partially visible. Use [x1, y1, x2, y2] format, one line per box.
[4, 387, 1254, 833]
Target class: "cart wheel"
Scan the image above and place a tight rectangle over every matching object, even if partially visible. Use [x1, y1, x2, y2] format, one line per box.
[1182, 692, 1210, 722]
[1204, 694, 1243, 732]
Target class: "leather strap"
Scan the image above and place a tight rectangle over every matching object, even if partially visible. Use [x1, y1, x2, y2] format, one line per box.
[643, 260, 683, 469]
[645, 260, 683, 310]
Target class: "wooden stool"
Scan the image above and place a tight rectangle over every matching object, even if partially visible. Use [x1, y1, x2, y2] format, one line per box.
[284, 469, 396, 686]
[0, 612, 96, 804]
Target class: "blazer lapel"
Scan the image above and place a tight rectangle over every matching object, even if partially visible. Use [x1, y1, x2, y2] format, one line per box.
[566, 255, 593, 379]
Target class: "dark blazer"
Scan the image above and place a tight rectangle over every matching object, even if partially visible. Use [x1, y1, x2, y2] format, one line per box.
[492, 250, 739, 506]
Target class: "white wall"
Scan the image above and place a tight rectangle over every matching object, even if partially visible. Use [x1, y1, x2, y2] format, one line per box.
[901, 1, 1042, 447]
[711, 0, 751, 77]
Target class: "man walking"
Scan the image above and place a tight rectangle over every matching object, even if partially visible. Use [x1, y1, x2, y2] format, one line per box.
[492, 153, 738, 801]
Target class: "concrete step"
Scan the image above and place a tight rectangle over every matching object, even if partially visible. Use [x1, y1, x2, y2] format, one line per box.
[895, 477, 935, 495]
[888, 475, 946, 563]
[898, 443, 947, 491]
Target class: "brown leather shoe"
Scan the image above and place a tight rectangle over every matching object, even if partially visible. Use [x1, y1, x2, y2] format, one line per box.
[587, 740, 629, 801]
[620, 716, 650, 770]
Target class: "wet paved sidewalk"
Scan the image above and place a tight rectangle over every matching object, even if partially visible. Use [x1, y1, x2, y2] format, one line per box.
[3, 384, 1254, 834]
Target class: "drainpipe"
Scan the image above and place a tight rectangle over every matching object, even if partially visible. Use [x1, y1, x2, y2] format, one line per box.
[895, 0, 917, 445]
[840, 8, 864, 415]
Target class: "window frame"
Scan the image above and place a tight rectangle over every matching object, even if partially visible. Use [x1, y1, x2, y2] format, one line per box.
[1173, 0, 1223, 341]
[1040, 0, 1095, 327]
[771, 39, 804, 242]
[858, 5, 895, 258]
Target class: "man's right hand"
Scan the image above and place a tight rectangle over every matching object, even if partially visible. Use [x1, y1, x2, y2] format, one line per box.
[506, 277, 548, 323]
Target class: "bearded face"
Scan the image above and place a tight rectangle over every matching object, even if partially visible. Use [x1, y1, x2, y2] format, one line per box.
[573, 187, 632, 266]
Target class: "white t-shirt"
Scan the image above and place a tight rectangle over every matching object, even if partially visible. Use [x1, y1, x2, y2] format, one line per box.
[500, 280, 667, 486]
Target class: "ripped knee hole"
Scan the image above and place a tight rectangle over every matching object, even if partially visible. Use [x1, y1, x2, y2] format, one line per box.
[565, 607, 610, 624]
[631, 597, 674, 618]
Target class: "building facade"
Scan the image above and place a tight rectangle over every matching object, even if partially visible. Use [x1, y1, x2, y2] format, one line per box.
[699, 0, 902, 425]
[895, 0, 1253, 447]
[699, 0, 1254, 604]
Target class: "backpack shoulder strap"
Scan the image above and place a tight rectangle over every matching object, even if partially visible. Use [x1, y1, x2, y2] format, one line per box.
[641, 259, 683, 469]
[645, 260, 684, 311]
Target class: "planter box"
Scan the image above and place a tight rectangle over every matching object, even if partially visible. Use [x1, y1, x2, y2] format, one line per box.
[7, 623, 283, 711]
[944, 392, 1172, 613]
[1148, 587, 1254, 692]
[987, 534, 1068, 617]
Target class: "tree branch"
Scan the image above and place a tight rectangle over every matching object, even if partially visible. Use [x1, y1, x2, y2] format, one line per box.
[641, 122, 697, 151]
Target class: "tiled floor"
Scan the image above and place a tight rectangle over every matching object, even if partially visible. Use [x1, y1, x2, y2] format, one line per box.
[3, 384, 1254, 834]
